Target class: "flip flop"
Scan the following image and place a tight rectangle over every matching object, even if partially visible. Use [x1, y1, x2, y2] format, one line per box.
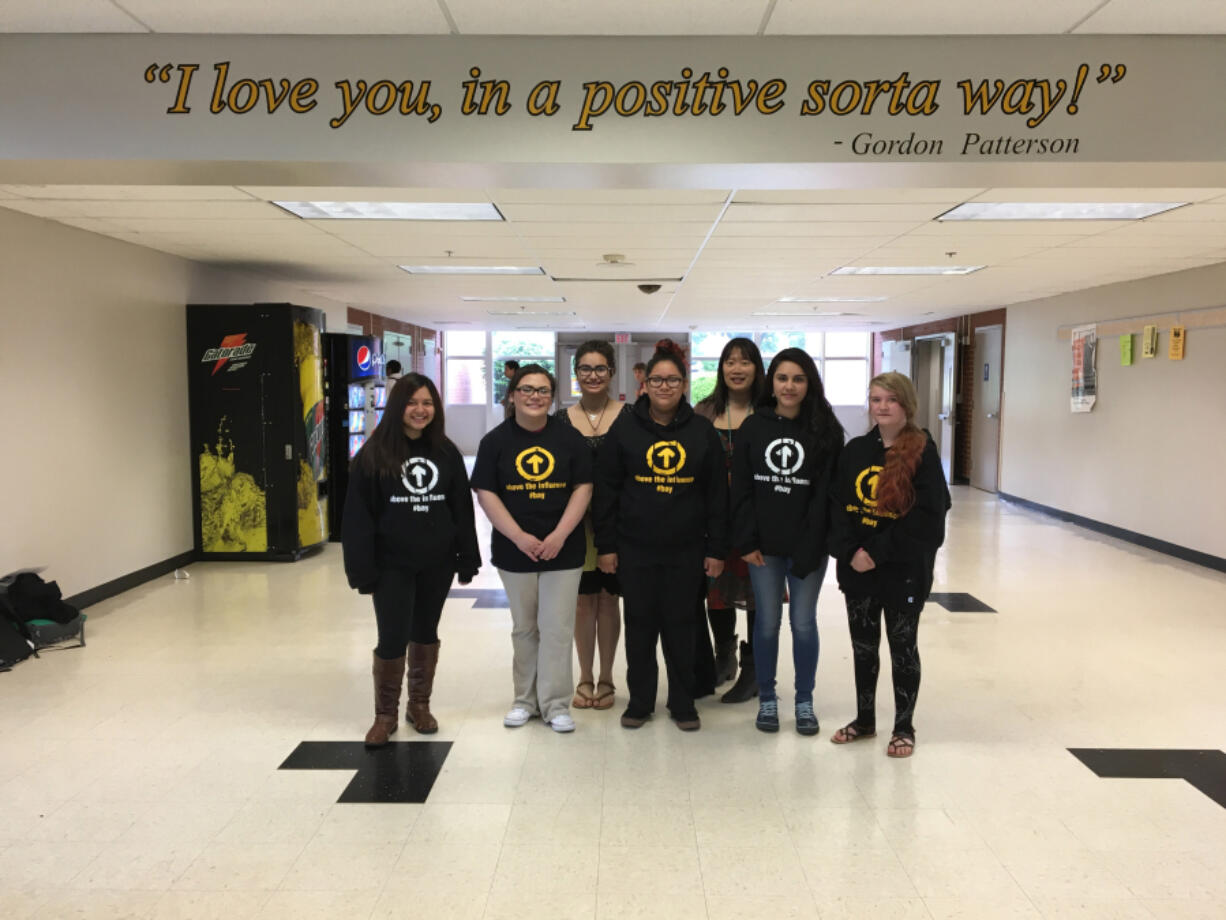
[831, 721, 877, 744]
[572, 681, 597, 709]
[592, 681, 616, 710]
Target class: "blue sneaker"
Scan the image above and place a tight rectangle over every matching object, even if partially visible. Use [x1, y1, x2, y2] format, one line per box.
[795, 701, 820, 736]
[755, 698, 779, 733]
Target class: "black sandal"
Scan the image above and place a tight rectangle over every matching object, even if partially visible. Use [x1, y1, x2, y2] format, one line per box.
[830, 721, 877, 744]
[886, 732, 915, 758]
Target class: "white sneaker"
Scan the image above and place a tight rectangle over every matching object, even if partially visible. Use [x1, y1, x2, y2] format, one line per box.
[503, 706, 534, 727]
[548, 713, 576, 733]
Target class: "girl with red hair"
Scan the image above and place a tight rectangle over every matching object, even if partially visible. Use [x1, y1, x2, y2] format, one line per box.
[828, 372, 950, 758]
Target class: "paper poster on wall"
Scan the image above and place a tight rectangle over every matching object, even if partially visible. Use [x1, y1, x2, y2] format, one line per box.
[1169, 325, 1186, 360]
[1142, 324, 1159, 358]
[1120, 333, 1133, 366]
[1071, 324, 1097, 413]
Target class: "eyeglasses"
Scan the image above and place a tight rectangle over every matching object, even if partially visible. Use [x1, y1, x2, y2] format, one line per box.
[646, 376, 684, 389]
[515, 385, 553, 397]
[576, 365, 611, 378]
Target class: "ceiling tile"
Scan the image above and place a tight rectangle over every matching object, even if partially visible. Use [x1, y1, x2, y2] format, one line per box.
[500, 203, 723, 223]
[0, 185, 256, 201]
[1075, 0, 1226, 33]
[0, 0, 145, 31]
[724, 203, 950, 222]
[445, 0, 766, 35]
[119, 0, 450, 33]
[732, 189, 985, 204]
[493, 189, 730, 204]
[767, 0, 1104, 34]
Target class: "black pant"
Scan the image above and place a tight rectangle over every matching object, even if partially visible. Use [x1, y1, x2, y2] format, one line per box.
[845, 594, 922, 735]
[620, 558, 705, 721]
[372, 566, 455, 659]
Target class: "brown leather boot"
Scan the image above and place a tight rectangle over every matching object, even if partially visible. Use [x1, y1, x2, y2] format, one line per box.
[365, 652, 405, 748]
[406, 641, 440, 734]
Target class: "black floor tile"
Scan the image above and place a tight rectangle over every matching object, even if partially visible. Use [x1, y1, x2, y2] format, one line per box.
[1069, 748, 1226, 809]
[279, 740, 452, 803]
[929, 592, 996, 612]
[450, 588, 509, 609]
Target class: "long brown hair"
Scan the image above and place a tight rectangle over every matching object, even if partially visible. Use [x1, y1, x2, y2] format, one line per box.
[355, 373, 447, 477]
[869, 372, 926, 516]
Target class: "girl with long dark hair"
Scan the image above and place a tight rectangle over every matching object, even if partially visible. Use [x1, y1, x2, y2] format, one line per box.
[473, 364, 594, 733]
[342, 373, 481, 746]
[828, 371, 951, 757]
[594, 343, 728, 731]
[694, 337, 767, 702]
[731, 348, 843, 734]
[557, 340, 622, 711]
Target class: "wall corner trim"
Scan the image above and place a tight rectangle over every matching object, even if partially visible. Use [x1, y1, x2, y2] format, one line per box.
[998, 493, 1226, 574]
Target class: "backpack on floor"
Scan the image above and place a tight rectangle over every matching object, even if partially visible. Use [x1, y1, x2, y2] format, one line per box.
[5, 572, 80, 624]
[0, 595, 35, 671]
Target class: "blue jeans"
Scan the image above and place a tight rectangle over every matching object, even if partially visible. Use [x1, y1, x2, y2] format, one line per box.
[749, 555, 828, 704]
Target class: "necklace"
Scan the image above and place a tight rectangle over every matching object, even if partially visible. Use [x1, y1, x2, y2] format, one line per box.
[579, 396, 611, 434]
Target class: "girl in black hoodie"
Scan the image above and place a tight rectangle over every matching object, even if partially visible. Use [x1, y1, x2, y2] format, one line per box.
[731, 348, 843, 736]
[594, 344, 728, 731]
[342, 374, 480, 747]
[828, 371, 951, 758]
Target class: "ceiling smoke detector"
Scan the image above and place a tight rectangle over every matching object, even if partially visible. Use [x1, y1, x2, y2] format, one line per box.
[597, 252, 636, 268]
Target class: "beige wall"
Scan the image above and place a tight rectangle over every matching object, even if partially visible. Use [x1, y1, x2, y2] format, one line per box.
[0, 208, 347, 595]
[1000, 262, 1226, 559]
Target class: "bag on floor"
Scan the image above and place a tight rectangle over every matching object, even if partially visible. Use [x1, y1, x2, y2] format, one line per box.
[0, 597, 36, 671]
[5, 572, 80, 624]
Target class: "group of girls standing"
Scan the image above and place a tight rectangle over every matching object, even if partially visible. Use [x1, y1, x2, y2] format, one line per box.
[342, 337, 950, 757]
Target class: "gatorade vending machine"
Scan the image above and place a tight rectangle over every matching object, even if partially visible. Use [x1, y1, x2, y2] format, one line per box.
[186, 303, 328, 560]
[323, 332, 385, 540]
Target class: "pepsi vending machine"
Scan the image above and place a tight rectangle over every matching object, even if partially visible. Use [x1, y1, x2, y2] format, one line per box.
[323, 333, 384, 540]
[187, 303, 328, 560]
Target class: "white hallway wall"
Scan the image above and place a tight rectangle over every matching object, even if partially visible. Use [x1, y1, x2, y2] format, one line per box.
[1000, 261, 1226, 560]
[0, 207, 348, 596]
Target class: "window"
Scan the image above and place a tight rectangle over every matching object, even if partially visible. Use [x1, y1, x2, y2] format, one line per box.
[444, 331, 487, 405]
[492, 331, 556, 405]
[815, 332, 870, 405]
[690, 331, 751, 404]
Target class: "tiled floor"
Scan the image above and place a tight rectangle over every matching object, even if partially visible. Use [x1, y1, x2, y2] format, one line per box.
[2, 486, 1226, 919]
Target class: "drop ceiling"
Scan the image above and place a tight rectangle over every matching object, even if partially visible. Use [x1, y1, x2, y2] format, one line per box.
[4, 2, 1225, 331]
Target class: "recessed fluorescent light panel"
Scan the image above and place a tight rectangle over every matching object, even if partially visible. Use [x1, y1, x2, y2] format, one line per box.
[275, 201, 503, 221]
[832, 265, 984, 276]
[938, 202, 1186, 221]
[399, 265, 545, 275]
[461, 296, 566, 303]
[752, 311, 857, 317]
[778, 296, 888, 303]
[486, 310, 576, 316]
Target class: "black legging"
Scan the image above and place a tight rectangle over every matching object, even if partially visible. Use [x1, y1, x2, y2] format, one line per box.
[845, 594, 922, 736]
[372, 566, 455, 659]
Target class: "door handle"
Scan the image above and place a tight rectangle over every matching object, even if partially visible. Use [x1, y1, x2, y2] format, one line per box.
[985, 412, 997, 419]
[937, 413, 949, 420]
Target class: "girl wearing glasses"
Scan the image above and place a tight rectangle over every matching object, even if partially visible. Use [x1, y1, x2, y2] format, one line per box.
[694, 337, 767, 703]
[594, 342, 728, 731]
[558, 340, 623, 712]
[730, 348, 843, 735]
[828, 372, 951, 758]
[342, 374, 481, 746]
[472, 364, 594, 733]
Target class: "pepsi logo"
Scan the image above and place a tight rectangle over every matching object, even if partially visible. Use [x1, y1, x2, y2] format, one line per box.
[356, 346, 372, 371]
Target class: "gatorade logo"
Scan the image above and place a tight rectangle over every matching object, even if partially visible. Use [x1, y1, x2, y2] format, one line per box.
[515, 447, 556, 482]
[401, 458, 440, 495]
[646, 440, 686, 476]
[855, 465, 883, 508]
[764, 438, 805, 476]
[356, 346, 373, 372]
[201, 333, 257, 375]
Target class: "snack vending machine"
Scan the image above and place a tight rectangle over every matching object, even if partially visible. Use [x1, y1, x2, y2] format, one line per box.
[187, 303, 328, 560]
[323, 333, 385, 540]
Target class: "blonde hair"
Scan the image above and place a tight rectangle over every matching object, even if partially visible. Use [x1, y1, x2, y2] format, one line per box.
[868, 371, 918, 422]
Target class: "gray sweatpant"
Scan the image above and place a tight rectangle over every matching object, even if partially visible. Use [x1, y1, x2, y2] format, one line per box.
[498, 567, 583, 722]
